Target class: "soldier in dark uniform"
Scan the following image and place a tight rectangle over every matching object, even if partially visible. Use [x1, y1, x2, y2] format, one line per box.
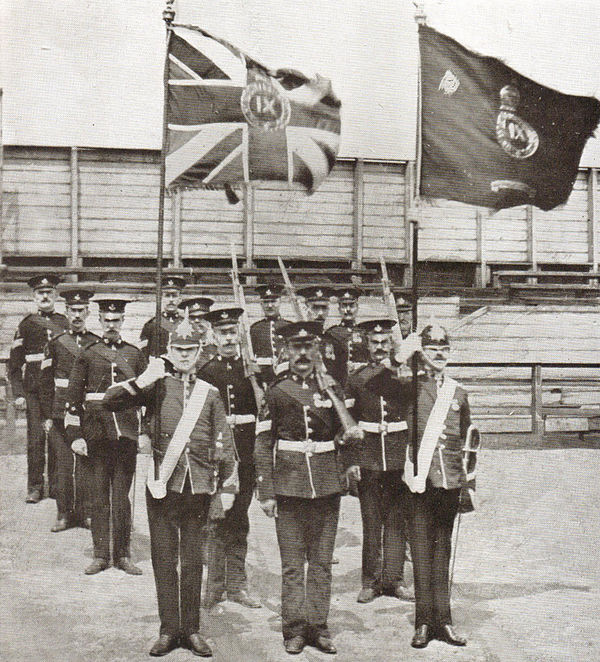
[177, 296, 215, 370]
[65, 297, 146, 576]
[255, 321, 356, 655]
[8, 274, 68, 503]
[103, 317, 238, 658]
[249, 283, 291, 387]
[140, 276, 186, 359]
[39, 289, 99, 532]
[322, 287, 369, 386]
[199, 307, 262, 610]
[395, 297, 413, 340]
[296, 285, 334, 324]
[345, 319, 413, 603]
[399, 325, 471, 649]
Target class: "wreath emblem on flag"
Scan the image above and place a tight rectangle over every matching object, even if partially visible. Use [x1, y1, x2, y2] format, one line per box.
[496, 85, 539, 160]
[241, 75, 291, 131]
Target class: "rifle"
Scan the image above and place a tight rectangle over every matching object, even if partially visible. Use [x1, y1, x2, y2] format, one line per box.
[230, 245, 264, 409]
[277, 256, 362, 441]
[380, 255, 405, 349]
[277, 256, 309, 321]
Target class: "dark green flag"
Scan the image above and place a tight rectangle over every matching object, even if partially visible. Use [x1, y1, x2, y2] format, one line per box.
[419, 25, 600, 211]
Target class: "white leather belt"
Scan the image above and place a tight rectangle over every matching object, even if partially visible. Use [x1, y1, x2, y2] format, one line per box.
[54, 378, 69, 388]
[226, 414, 256, 426]
[85, 392, 105, 401]
[277, 439, 335, 454]
[256, 357, 273, 366]
[25, 353, 44, 362]
[359, 420, 407, 434]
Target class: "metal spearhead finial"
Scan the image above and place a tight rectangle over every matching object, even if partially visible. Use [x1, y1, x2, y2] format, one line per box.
[163, 0, 175, 26]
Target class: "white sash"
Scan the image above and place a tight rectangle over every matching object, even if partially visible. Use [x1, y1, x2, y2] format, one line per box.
[147, 378, 212, 499]
[403, 377, 457, 494]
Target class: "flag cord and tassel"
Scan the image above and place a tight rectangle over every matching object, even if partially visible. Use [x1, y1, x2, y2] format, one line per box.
[152, 1, 175, 481]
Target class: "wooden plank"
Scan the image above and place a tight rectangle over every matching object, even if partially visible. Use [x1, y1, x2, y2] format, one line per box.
[255, 199, 354, 214]
[78, 172, 161, 186]
[70, 147, 80, 267]
[171, 187, 182, 268]
[243, 184, 254, 267]
[352, 159, 365, 267]
[0, 183, 72, 197]
[589, 168, 598, 272]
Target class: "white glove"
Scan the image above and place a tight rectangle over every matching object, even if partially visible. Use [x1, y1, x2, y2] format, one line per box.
[260, 498, 278, 518]
[395, 332, 422, 364]
[346, 465, 361, 482]
[71, 438, 88, 456]
[136, 357, 166, 389]
[43, 419, 53, 433]
[14, 396, 26, 410]
[137, 433, 152, 454]
[220, 493, 235, 512]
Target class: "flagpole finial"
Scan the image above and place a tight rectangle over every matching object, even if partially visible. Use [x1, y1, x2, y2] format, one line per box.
[163, 0, 176, 27]
[413, 1, 426, 25]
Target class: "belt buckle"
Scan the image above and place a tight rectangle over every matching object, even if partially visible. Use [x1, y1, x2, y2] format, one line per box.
[303, 439, 315, 457]
[380, 422, 388, 434]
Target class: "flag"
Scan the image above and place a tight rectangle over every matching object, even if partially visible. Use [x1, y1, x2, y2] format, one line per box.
[165, 25, 341, 195]
[419, 25, 600, 211]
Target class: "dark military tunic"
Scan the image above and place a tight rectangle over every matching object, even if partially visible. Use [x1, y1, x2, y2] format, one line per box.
[254, 370, 351, 641]
[140, 312, 181, 359]
[403, 374, 471, 630]
[346, 362, 411, 592]
[322, 321, 369, 386]
[249, 316, 291, 387]
[65, 337, 146, 562]
[198, 354, 258, 596]
[39, 329, 99, 520]
[8, 310, 68, 494]
[103, 369, 237, 637]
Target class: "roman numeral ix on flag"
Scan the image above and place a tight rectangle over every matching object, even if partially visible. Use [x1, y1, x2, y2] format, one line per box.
[165, 24, 341, 195]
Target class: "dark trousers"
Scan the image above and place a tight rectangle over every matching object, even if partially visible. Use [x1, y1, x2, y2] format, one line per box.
[25, 391, 56, 494]
[50, 419, 91, 520]
[89, 452, 134, 561]
[146, 486, 210, 637]
[357, 469, 408, 590]
[407, 487, 460, 628]
[206, 463, 254, 595]
[275, 494, 340, 641]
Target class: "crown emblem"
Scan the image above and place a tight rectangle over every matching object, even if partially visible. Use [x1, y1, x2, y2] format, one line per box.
[298, 328, 308, 337]
[221, 311, 229, 319]
[174, 313, 194, 339]
[108, 303, 116, 311]
[316, 289, 323, 297]
[41, 278, 49, 286]
[374, 324, 383, 333]
[429, 325, 446, 342]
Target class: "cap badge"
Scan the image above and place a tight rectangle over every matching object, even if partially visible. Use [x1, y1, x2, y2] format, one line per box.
[429, 325, 446, 341]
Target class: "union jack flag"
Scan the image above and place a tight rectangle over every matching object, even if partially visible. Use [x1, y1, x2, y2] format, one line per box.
[166, 25, 341, 194]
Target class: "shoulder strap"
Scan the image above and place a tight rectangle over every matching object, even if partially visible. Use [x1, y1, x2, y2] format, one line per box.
[29, 314, 66, 338]
[56, 332, 82, 359]
[89, 342, 137, 380]
[404, 377, 457, 493]
[147, 379, 212, 498]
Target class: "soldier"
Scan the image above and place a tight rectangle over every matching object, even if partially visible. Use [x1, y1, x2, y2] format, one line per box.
[395, 297, 413, 340]
[139, 276, 186, 359]
[39, 289, 99, 532]
[65, 297, 146, 576]
[400, 324, 471, 649]
[8, 274, 68, 503]
[254, 321, 355, 655]
[249, 283, 291, 387]
[345, 319, 414, 603]
[177, 296, 215, 369]
[199, 307, 262, 610]
[322, 286, 369, 386]
[296, 285, 334, 324]
[103, 316, 238, 658]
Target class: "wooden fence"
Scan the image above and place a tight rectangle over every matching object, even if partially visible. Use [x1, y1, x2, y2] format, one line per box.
[1, 146, 598, 284]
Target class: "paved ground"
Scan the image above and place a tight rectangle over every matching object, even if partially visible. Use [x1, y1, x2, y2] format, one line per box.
[2, 439, 600, 662]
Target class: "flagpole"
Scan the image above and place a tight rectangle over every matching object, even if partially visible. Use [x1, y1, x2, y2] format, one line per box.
[152, 1, 175, 480]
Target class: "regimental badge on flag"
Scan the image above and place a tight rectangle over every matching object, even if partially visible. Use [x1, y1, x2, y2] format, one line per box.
[419, 25, 600, 211]
[165, 24, 341, 196]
